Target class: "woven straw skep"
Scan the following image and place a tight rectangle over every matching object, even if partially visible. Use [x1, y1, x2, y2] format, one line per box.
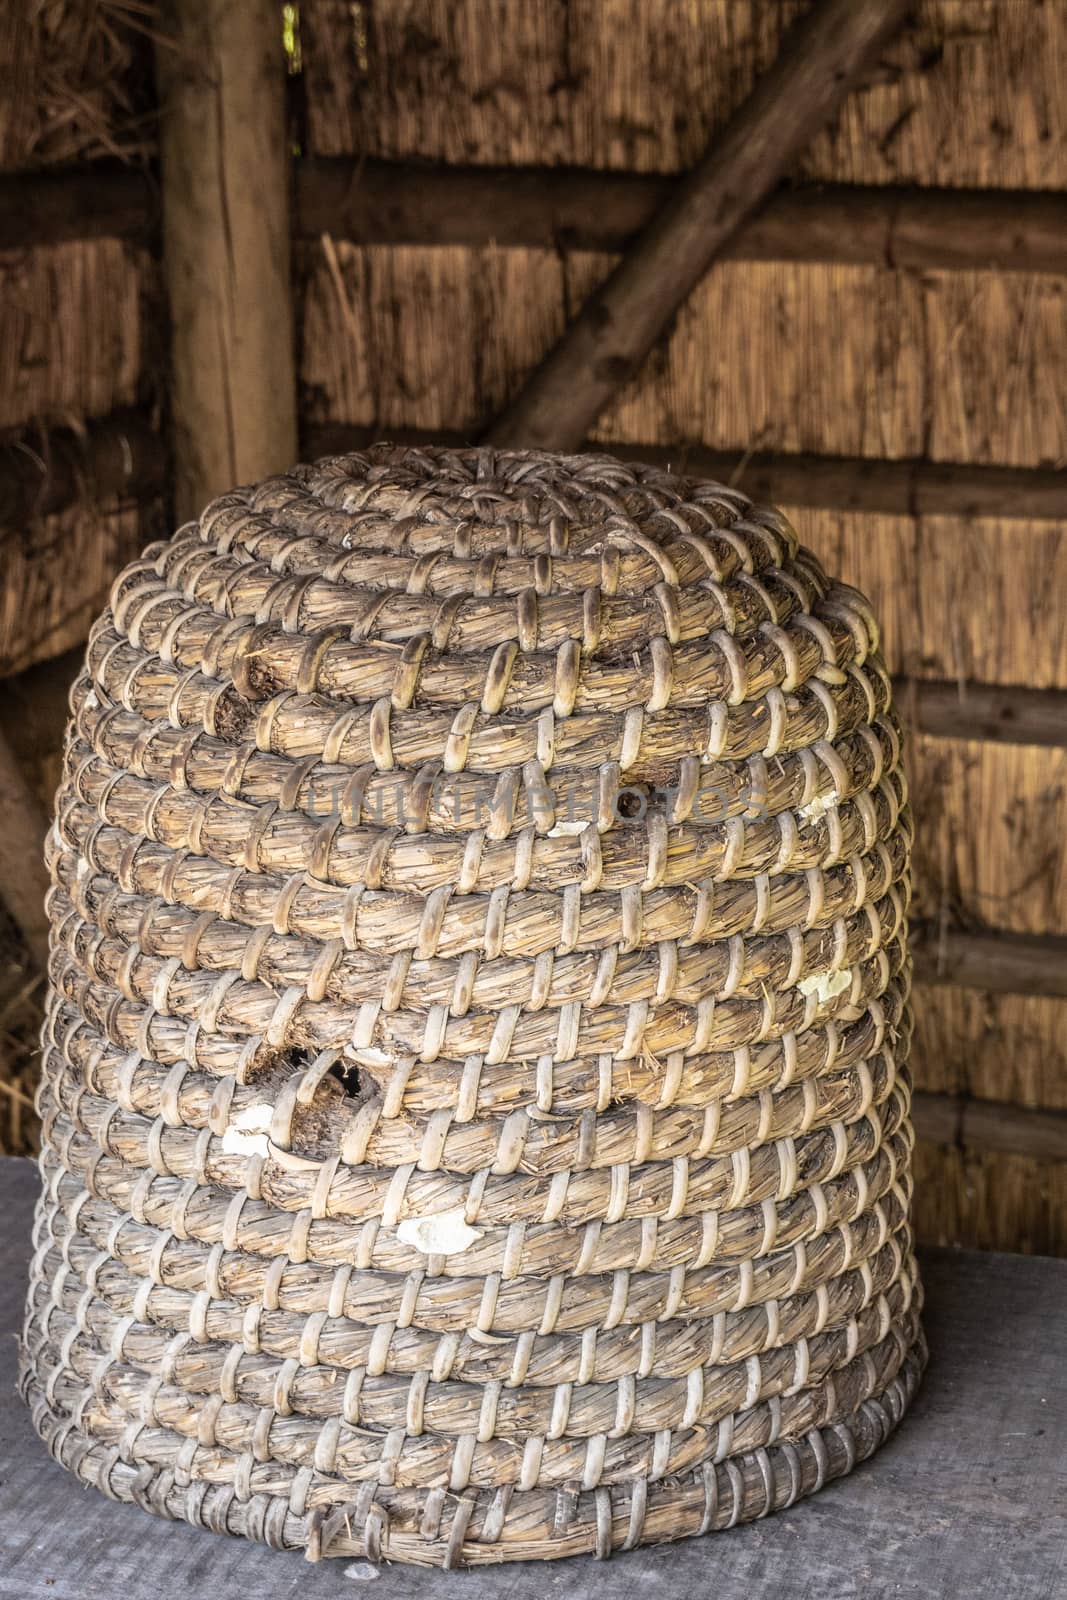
[21, 446, 924, 1566]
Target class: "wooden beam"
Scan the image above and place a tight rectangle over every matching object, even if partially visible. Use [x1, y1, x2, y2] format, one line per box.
[0, 727, 51, 971]
[742, 182, 1067, 276]
[294, 159, 1067, 276]
[912, 926, 1067, 1000]
[617, 443, 1067, 522]
[0, 164, 156, 252]
[0, 163, 155, 252]
[895, 678, 1067, 749]
[305, 424, 1067, 523]
[486, 0, 912, 451]
[7, 413, 1054, 534]
[12, 156, 1067, 278]
[911, 1091, 1067, 1163]
[155, 0, 298, 521]
[8, 414, 1061, 532]
[294, 157, 666, 253]
[0, 412, 164, 529]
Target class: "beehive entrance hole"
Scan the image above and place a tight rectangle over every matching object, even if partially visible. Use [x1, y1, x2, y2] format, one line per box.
[269, 1047, 375, 1105]
[615, 783, 650, 820]
[327, 1056, 369, 1100]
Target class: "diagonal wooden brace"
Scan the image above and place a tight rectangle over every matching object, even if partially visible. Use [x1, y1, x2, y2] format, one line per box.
[488, 0, 913, 452]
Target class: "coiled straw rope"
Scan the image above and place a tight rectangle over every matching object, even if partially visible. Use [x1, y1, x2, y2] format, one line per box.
[22, 447, 924, 1566]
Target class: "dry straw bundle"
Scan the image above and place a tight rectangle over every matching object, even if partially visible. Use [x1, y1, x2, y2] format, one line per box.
[21, 446, 924, 1565]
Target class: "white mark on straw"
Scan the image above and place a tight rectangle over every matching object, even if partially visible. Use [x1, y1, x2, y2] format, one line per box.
[397, 1206, 484, 1257]
[353, 1047, 395, 1068]
[220, 1102, 273, 1156]
[798, 969, 852, 1005]
[799, 791, 837, 821]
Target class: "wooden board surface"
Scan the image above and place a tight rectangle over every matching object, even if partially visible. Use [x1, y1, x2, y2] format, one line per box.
[0, 1158, 1064, 1599]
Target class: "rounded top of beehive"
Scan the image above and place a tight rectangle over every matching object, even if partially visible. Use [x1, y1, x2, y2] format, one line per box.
[102, 445, 883, 752]
[239, 444, 802, 586]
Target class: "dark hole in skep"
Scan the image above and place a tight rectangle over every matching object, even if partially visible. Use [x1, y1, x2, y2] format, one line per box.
[328, 1058, 367, 1099]
[616, 784, 649, 820]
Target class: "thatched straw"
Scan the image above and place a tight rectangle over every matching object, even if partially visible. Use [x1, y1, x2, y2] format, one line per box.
[1, 0, 156, 171]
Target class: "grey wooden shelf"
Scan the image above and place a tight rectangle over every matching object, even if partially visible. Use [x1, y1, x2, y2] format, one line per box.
[1, 1157, 1063, 1599]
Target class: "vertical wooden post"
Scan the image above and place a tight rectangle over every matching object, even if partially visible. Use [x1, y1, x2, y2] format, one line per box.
[0, 727, 51, 972]
[156, 0, 298, 521]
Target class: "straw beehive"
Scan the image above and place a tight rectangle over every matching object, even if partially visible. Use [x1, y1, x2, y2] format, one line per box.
[21, 446, 924, 1565]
